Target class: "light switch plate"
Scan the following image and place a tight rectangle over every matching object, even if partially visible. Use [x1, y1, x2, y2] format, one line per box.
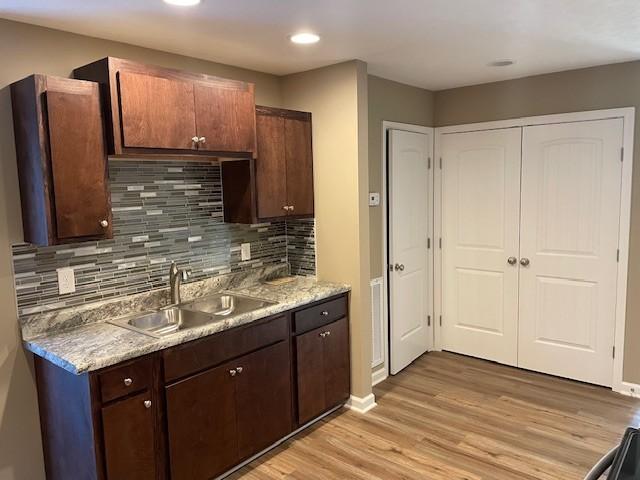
[57, 267, 76, 295]
[241, 242, 251, 261]
[369, 192, 380, 206]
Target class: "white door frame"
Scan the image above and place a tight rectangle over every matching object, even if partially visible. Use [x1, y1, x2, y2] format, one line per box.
[434, 107, 635, 394]
[379, 121, 434, 382]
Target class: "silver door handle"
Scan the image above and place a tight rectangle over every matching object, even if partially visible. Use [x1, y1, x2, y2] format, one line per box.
[394, 263, 405, 271]
[144, 400, 152, 409]
[236, 366, 243, 374]
[229, 369, 237, 377]
[520, 258, 530, 267]
[507, 256, 517, 266]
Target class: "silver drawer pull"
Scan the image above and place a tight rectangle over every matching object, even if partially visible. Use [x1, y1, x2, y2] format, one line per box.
[321, 311, 329, 316]
[123, 378, 133, 387]
[144, 400, 152, 409]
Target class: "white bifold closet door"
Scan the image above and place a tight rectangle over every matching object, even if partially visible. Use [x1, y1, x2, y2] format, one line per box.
[440, 128, 522, 366]
[518, 119, 623, 387]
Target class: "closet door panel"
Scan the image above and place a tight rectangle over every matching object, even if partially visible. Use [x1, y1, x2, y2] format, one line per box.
[440, 128, 521, 365]
[518, 119, 623, 386]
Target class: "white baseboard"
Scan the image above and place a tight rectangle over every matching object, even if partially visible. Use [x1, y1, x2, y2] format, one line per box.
[372, 367, 388, 386]
[346, 393, 377, 414]
[615, 381, 640, 398]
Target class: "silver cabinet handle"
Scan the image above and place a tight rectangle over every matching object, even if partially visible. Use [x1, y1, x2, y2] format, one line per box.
[394, 263, 405, 271]
[198, 136, 206, 144]
[192, 136, 200, 143]
[289, 205, 295, 212]
[123, 378, 133, 386]
[100, 220, 109, 228]
[144, 400, 152, 409]
[282, 206, 289, 211]
[236, 366, 243, 374]
[229, 369, 237, 377]
[507, 256, 517, 266]
[520, 258, 530, 267]
[321, 311, 329, 316]
[320, 331, 331, 338]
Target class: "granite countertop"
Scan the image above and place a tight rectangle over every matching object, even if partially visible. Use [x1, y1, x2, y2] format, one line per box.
[24, 276, 350, 375]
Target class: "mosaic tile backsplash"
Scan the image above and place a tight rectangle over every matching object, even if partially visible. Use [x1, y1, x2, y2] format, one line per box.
[11, 159, 316, 317]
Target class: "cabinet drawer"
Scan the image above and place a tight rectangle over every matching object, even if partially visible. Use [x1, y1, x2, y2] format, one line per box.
[163, 315, 288, 382]
[98, 356, 153, 403]
[293, 295, 347, 335]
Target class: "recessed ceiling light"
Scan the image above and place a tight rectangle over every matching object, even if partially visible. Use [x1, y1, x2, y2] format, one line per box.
[489, 60, 515, 67]
[290, 33, 320, 45]
[163, 0, 201, 6]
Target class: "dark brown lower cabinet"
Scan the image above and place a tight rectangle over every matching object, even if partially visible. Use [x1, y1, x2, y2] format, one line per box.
[295, 316, 351, 425]
[166, 340, 292, 480]
[33, 296, 348, 480]
[101, 391, 156, 480]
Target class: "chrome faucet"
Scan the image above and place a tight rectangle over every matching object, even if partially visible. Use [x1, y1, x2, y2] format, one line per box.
[169, 262, 192, 305]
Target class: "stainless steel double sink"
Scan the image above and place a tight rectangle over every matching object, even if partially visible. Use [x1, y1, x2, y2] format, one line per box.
[109, 293, 275, 338]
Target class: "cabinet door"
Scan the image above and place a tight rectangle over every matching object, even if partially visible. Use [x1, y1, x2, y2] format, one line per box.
[235, 341, 292, 459]
[285, 117, 314, 216]
[194, 82, 256, 154]
[295, 325, 327, 424]
[165, 362, 238, 480]
[118, 71, 197, 150]
[101, 391, 156, 480]
[323, 317, 351, 408]
[46, 88, 111, 240]
[255, 114, 287, 219]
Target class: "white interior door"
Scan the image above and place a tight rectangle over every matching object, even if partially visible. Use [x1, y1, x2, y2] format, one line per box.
[440, 128, 522, 365]
[389, 129, 432, 374]
[518, 119, 623, 386]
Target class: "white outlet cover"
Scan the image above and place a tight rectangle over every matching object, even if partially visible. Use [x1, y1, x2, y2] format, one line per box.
[369, 192, 380, 206]
[241, 242, 251, 261]
[57, 267, 76, 295]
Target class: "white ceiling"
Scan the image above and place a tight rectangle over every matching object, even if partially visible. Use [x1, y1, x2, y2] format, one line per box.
[2, 0, 640, 90]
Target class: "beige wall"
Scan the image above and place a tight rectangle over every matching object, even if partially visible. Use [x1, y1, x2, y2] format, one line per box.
[282, 62, 372, 399]
[434, 60, 640, 384]
[368, 75, 434, 279]
[0, 19, 284, 480]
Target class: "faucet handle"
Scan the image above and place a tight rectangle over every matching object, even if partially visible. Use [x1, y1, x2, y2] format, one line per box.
[181, 268, 192, 281]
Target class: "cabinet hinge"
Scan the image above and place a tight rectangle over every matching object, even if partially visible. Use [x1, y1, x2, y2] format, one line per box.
[427, 315, 431, 327]
[617, 249, 620, 262]
[439, 237, 442, 249]
[427, 238, 431, 249]
[428, 157, 431, 169]
[439, 157, 443, 169]
[613, 345, 616, 359]
[621, 147, 624, 162]
[439, 315, 442, 326]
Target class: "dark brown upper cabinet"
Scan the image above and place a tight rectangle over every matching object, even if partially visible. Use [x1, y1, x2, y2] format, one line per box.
[221, 106, 314, 223]
[10, 75, 112, 246]
[73, 57, 257, 157]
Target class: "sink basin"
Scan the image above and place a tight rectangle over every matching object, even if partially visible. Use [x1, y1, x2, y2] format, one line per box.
[109, 307, 213, 338]
[181, 292, 275, 317]
[109, 293, 275, 338]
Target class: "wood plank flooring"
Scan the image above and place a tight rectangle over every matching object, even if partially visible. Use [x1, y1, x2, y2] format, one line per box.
[229, 351, 640, 479]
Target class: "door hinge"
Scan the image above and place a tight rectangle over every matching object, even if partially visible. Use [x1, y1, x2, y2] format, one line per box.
[617, 249, 620, 262]
[427, 237, 431, 249]
[439, 315, 442, 326]
[388, 264, 394, 272]
[428, 157, 431, 169]
[613, 345, 616, 358]
[427, 315, 431, 326]
[621, 147, 624, 162]
[439, 157, 443, 169]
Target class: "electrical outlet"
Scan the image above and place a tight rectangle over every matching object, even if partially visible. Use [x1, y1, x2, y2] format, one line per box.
[369, 192, 380, 206]
[57, 267, 76, 294]
[241, 242, 251, 261]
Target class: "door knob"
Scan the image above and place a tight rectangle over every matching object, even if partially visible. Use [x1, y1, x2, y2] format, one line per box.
[520, 258, 530, 267]
[198, 136, 206, 144]
[100, 219, 109, 228]
[191, 136, 199, 143]
[229, 369, 237, 377]
[143, 400, 152, 409]
[394, 263, 405, 271]
[236, 366, 243, 374]
[289, 205, 295, 212]
[507, 256, 517, 266]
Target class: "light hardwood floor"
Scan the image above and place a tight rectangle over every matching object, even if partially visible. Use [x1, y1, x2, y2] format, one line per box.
[229, 351, 640, 479]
